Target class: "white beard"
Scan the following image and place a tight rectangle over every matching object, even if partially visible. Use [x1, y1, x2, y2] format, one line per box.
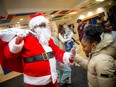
[34, 27, 51, 45]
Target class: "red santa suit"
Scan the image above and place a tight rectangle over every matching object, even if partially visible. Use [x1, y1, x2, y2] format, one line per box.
[1, 13, 73, 87]
[0, 28, 29, 73]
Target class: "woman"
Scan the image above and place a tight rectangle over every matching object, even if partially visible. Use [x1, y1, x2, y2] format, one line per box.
[58, 24, 74, 87]
[59, 24, 74, 52]
[73, 24, 116, 87]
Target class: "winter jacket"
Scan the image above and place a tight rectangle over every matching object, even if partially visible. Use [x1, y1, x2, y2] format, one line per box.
[74, 33, 116, 87]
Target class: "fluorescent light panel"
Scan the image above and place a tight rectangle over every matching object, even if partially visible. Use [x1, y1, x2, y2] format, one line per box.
[96, 0, 104, 2]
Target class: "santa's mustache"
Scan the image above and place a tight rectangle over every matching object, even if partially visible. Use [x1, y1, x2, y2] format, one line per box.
[33, 27, 51, 45]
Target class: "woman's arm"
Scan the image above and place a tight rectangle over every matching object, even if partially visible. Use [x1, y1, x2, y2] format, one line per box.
[58, 33, 71, 43]
[74, 54, 89, 69]
[68, 31, 74, 39]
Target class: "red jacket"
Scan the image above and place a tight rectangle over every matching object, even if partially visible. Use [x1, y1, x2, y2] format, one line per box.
[77, 22, 86, 41]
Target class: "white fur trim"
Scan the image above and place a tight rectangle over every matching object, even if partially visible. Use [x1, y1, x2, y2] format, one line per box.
[9, 37, 24, 53]
[49, 57, 58, 84]
[42, 45, 58, 84]
[29, 16, 49, 29]
[63, 52, 73, 64]
[24, 74, 51, 85]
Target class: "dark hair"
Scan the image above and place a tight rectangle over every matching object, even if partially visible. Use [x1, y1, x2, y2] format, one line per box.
[58, 24, 65, 34]
[83, 24, 103, 44]
[77, 19, 82, 23]
[63, 23, 67, 25]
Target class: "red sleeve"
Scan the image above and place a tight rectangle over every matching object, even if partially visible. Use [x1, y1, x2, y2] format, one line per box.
[2, 44, 23, 73]
[49, 38, 65, 63]
[0, 39, 8, 64]
[0, 38, 23, 73]
[4, 44, 21, 59]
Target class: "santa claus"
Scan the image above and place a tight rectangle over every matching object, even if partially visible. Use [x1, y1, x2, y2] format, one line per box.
[0, 13, 74, 87]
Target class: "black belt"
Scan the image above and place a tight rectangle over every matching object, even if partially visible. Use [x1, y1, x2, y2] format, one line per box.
[24, 52, 54, 63]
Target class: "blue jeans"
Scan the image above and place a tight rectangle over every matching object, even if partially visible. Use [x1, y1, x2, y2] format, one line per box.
[64, 40, 74, 52]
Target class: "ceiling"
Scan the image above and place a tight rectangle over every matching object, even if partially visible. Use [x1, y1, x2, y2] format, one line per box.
[0, 0, 112, 27]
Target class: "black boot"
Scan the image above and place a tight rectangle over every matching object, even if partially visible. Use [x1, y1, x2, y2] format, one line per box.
[59, 83, 67, 87]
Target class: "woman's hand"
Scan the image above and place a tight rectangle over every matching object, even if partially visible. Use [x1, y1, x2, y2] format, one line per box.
[70, 45, 77, 59]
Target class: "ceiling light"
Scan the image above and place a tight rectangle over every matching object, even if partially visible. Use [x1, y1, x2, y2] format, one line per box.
[87, 12, 94, 16]
[17, 22, 20, 24]
[20, 18, 23, 21]
[79, 15, 85, 19]
[96, 0, 104, 2]
[51, 15, 54, 17]
[69, 12, 78, 14]
[97, 7, 104, 13]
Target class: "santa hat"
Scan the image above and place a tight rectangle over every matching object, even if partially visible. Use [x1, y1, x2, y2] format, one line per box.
[29, 13, 49, 29]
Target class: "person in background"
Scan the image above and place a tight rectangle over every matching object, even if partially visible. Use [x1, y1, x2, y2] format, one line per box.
[58, 24, 74, 87]
[63, 23, 79, 46]
[50, 24, 62, 84]
[103, 21, 116, 46]
[107, 5, 116, 31]
[68, 24, 76, 34]
[97, 12, 106, 27]
[72, 24, 116, 87]
[77, 19, 87, 42]
[50, 24, 59, 46]
[96, 12, 116, 46]
[63, 23, 75, 52]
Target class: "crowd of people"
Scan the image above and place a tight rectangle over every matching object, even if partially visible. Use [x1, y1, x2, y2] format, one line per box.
[74, 11, 116, 87]
[0, 8, 116, 87]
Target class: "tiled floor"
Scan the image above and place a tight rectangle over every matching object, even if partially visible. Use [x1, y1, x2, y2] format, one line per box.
[0, 74, 26, 87]
[0, 66, 88, 87]
[0, 72, 22, 83]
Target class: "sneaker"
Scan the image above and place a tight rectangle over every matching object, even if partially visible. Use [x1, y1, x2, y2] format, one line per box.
[67, 83, 73, 87]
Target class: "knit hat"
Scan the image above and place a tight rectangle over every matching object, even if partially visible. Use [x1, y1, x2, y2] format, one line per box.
[29, 13, 49, 29]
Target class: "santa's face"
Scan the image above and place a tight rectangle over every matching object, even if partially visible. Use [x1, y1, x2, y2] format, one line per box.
[34, 27, 51, 45]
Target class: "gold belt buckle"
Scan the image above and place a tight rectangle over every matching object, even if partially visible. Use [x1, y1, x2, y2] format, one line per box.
[42, 53, 48, 60]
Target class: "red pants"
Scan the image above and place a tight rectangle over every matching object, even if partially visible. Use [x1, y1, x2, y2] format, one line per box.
[27, 81, 58, 87]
